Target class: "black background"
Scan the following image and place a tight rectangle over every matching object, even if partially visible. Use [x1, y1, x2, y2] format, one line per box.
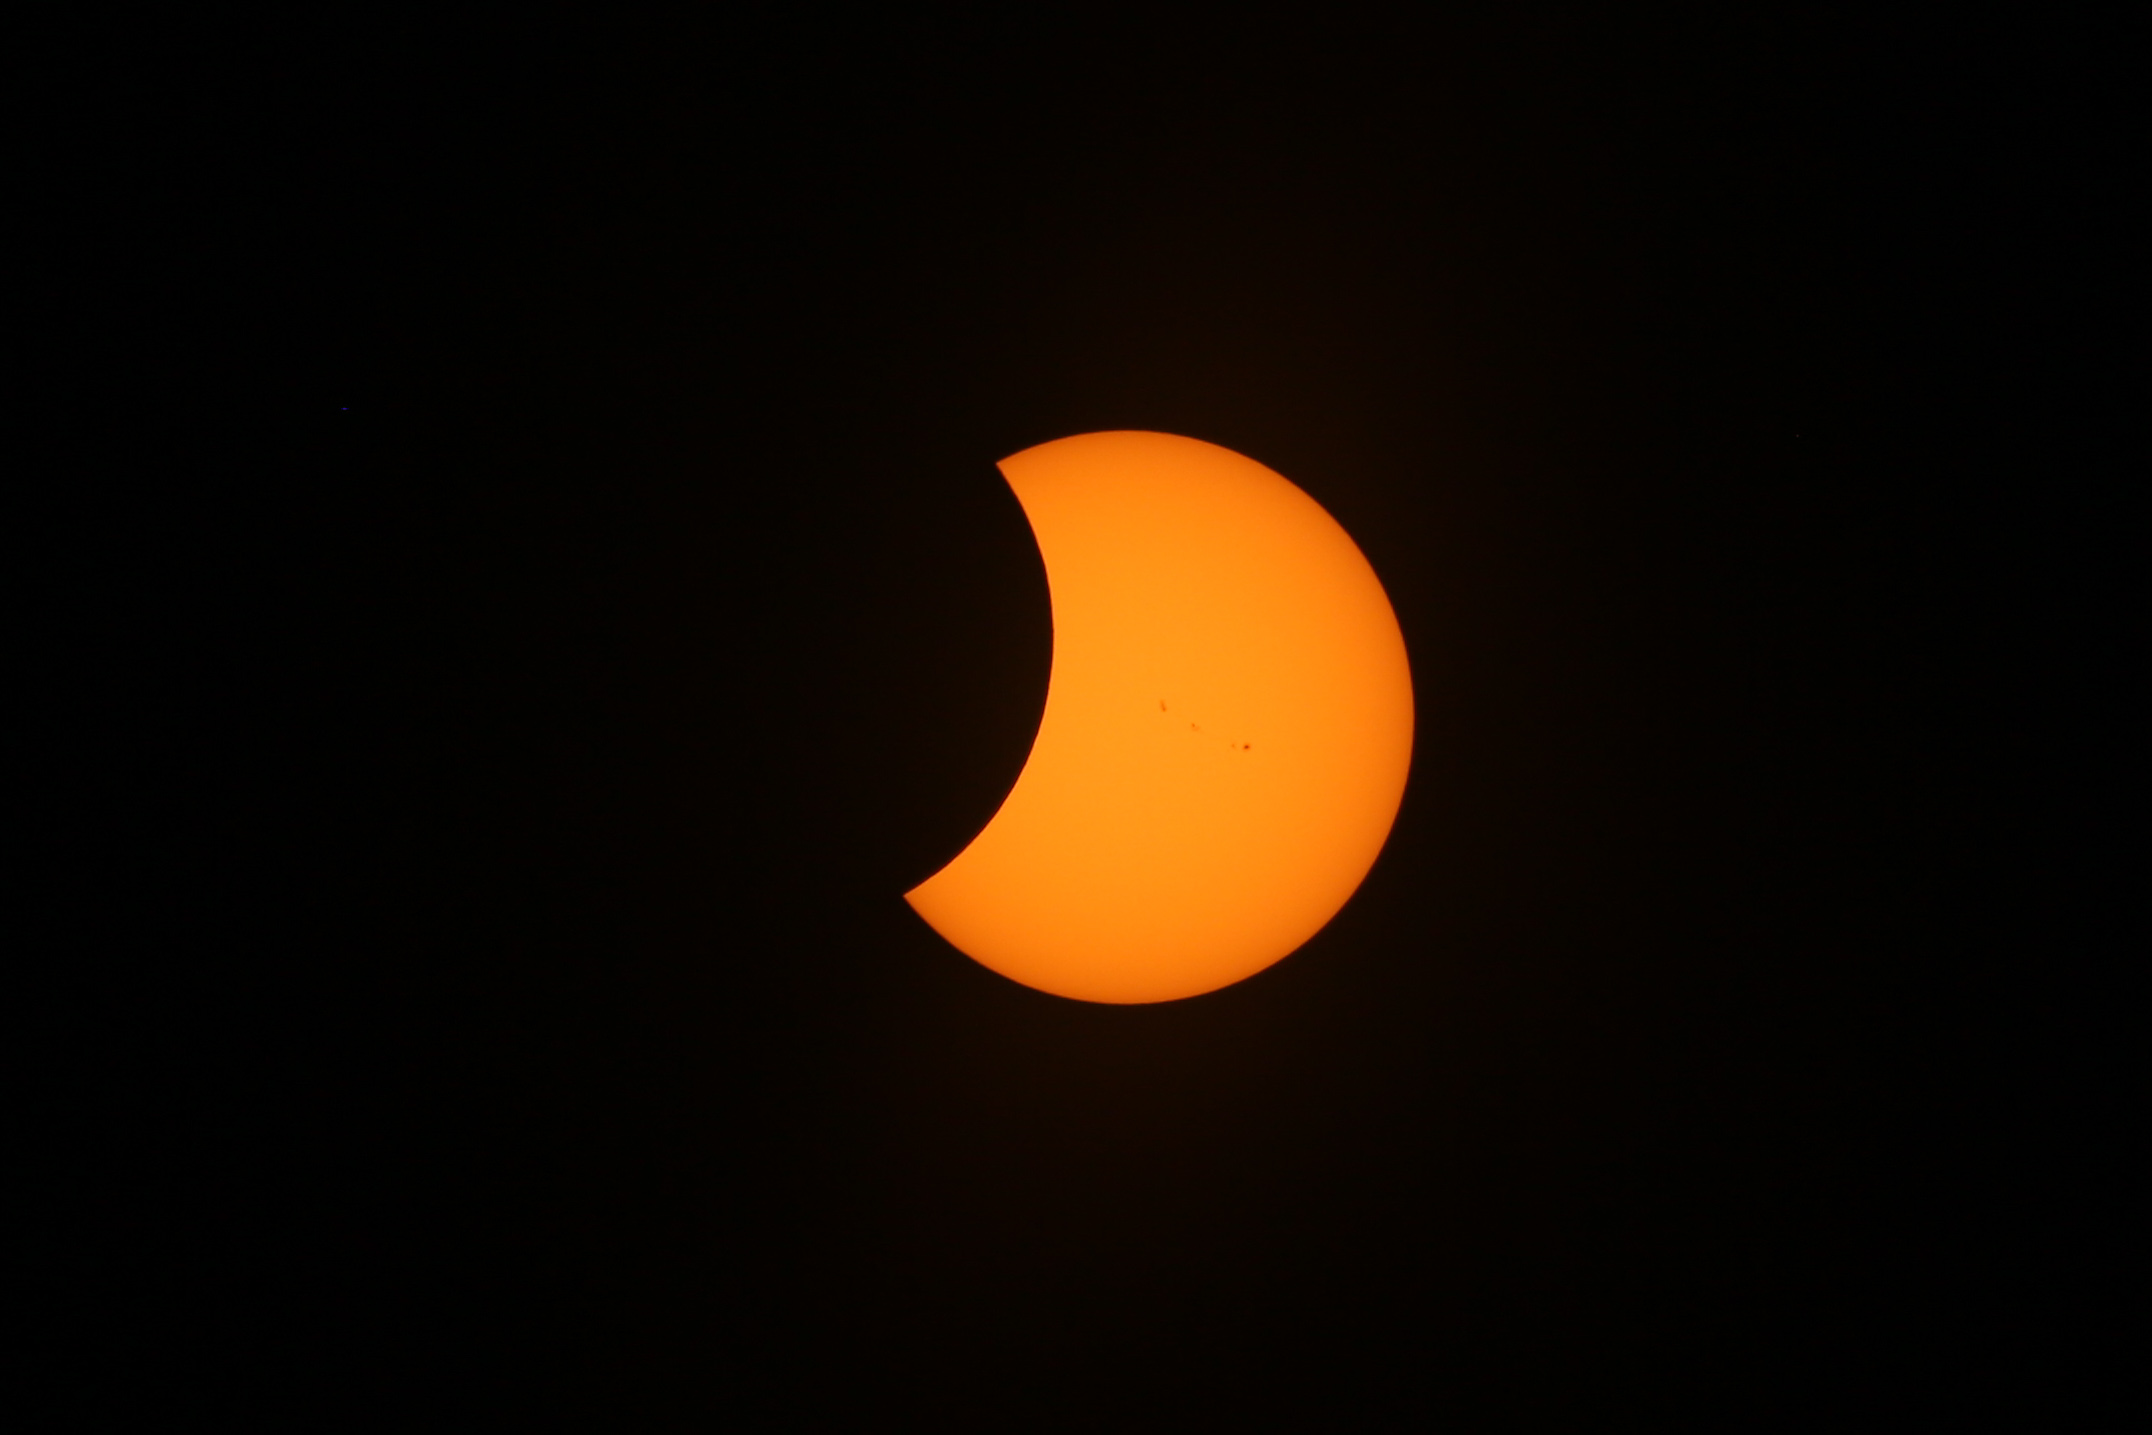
[29, 9, 2098, 1430]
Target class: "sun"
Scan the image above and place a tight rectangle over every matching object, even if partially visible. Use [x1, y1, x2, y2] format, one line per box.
[904, 431, 1413, 1003]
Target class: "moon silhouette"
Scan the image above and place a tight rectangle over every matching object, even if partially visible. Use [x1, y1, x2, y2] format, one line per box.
[905, 431, 1414, 1003]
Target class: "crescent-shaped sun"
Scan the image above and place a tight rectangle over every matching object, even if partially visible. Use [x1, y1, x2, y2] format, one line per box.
[905, 431, 1414, 1004]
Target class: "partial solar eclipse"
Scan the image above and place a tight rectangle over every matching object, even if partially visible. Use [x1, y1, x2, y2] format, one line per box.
[906, 431, 1413, 1003]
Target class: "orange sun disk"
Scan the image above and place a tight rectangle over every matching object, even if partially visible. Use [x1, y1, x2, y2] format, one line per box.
[905, 431, 1414, 1004]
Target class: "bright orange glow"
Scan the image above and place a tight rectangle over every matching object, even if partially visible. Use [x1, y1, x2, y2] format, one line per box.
[905, 431, 1414, 1004]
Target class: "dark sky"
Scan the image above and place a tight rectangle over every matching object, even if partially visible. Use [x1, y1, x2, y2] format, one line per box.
[32, 10, 2089, 1430]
